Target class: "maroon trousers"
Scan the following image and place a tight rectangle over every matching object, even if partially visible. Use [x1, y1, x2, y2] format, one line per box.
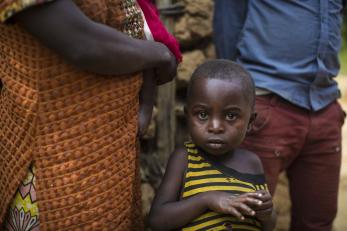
[242, 94, 344, 231]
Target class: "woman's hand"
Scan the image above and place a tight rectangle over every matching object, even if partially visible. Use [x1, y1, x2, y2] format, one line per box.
[154, 44, 178, 85]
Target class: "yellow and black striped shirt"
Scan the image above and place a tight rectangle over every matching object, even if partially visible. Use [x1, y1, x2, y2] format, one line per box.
[181, 142, 268, 231]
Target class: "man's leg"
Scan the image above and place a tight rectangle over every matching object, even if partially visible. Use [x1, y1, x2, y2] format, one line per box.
[287, 101, 343, 231]
[241, 94, 308, 195]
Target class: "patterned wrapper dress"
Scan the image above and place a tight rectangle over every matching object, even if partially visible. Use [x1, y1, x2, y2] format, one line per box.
[0, 0, 145, 230]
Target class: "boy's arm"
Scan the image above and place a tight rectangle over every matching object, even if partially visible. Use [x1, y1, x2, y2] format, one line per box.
[12, 0, 176, 84]
[253, 190, 276, 231]
[148, 148, 211, 230]
[248, 153, 277, 231]
[262, 209, 277, 231]
[149, 148, 263, 231]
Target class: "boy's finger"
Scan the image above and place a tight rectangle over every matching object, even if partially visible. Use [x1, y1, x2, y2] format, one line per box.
[254, 200, 272, 210]
[255, 190, 270, 197]
[243, 198, 263, 206]
[255, 208, 273, 217]
[235, 203, 256, 216]
[227, 207, 244, 220]
[243, 192, 262, 197]
[253, 191, 271, 201]
[256, 207, 272, 214]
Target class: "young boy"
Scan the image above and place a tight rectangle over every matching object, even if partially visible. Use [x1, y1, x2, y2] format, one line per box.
[149, 60, 276, 231]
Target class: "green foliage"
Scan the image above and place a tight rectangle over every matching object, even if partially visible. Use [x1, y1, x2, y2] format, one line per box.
[340, 49, 347, 75]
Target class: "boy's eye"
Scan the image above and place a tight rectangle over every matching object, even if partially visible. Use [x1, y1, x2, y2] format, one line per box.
[226, 112, 237, 121]
[198, 111, 208, 120]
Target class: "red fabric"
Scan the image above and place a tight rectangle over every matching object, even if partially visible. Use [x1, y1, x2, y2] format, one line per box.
[241, 94, 343, 231]
[137, 0, 182, 62]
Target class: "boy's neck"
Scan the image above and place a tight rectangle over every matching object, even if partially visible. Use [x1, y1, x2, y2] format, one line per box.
[198, 147, 236, 164]
[198, 147, 258, 174]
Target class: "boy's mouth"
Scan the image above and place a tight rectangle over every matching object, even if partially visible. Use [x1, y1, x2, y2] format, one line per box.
[207, 138, 225, 144]
[206, 139, 225, 148]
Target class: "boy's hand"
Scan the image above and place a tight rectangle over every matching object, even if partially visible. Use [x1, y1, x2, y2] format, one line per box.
[252, 190, 273, 221]
[204, 191, 263, 220]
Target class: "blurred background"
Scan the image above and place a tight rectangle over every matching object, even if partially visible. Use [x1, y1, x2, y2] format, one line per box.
[334, 9, 347, 230]
[139, 1, 347, 230]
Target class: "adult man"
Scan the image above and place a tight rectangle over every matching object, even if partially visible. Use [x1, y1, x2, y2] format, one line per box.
[213, 1, 345, 231]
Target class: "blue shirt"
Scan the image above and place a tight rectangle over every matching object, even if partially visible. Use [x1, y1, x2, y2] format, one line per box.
[213, 0, 344, 111]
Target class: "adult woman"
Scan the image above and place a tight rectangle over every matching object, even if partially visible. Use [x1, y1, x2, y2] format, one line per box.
[0, 0, 177, 229]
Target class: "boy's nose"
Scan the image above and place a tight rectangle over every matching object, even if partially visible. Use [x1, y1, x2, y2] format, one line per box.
[208, 119, 224, 133]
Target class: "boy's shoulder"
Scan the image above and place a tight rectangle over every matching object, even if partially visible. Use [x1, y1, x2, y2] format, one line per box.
[167, 144, 189, 167]
[174, 143, 189, 156]
[234, 148, 264, 175]
[172, 142, 197, 159]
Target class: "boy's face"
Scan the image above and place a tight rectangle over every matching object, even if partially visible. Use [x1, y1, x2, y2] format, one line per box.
[186, 77, 255, 156]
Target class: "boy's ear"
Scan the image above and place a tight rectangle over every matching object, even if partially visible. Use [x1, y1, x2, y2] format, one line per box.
[247, 112, 257, 132]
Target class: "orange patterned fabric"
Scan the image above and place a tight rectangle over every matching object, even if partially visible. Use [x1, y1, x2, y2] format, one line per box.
[0, 0, 145, 230]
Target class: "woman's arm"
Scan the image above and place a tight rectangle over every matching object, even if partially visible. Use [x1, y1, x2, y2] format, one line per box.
[13, 0, 177, 83]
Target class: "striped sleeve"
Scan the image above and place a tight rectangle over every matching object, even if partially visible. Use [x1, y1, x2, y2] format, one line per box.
[254, 183, 269, 191]
[0, 0, 55, 22]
